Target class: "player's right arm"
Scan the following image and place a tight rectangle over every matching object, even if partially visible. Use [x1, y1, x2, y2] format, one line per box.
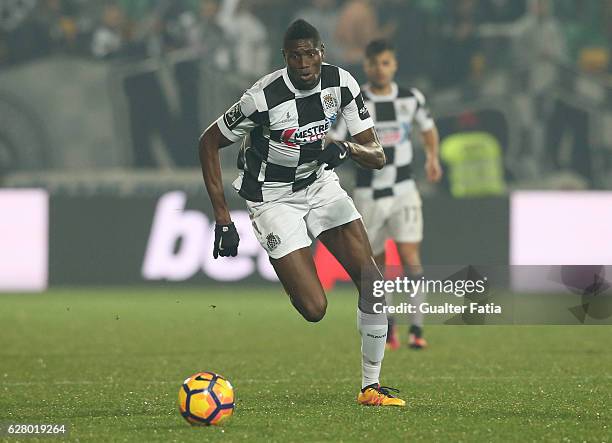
[199, 122, 241, 259]
[199, 89, 260, 258]
[199, 123, 234, 225]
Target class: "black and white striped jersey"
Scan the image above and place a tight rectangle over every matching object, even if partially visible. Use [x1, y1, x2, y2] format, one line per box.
[216, 64, 374, 202]
[335, 82, 435, 199]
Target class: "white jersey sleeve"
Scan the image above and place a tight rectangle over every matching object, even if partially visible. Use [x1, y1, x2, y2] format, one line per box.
[411, 88, 435, 132]
[216, 87, 262, 142]
[340, 71, 374, 136]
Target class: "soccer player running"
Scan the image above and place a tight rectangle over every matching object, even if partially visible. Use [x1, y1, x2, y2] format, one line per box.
[199, 20, 405, 406]
[335, 39, 443, 350]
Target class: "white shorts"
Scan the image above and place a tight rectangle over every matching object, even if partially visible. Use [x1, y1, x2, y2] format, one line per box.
[246, 172, 362, 259]
[354, 181, 423, 256]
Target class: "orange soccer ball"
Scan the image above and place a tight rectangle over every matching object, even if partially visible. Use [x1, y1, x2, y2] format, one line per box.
[178, 372, 235, 426]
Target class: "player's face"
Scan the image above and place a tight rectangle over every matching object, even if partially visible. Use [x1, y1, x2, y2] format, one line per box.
[364, 50, 397, 89]
[283, 39, 324, 90]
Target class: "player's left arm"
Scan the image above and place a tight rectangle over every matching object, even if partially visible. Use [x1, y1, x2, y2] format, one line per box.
[322, 127, 385, 170]
[327, 71, 385, 170]
[346, 128, 385, 170]
[421, 126, 443, 183]
[413, 88, 442, 183]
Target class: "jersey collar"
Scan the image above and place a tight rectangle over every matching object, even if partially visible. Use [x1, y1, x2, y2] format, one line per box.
[363, 82, 398, 101]
[282, 67, 322, 96]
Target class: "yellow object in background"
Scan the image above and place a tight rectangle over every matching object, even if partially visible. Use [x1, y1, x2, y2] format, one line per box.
[441, 131, 506, 198]
[578, 47, 609, 74]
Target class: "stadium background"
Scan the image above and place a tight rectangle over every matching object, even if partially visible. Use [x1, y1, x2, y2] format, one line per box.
[1, 1, 612, 441]
[2, 0, 612, 289]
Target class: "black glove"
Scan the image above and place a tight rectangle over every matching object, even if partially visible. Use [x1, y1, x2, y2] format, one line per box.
[316, 141, 351, 170]
[213, 222, 239, 258]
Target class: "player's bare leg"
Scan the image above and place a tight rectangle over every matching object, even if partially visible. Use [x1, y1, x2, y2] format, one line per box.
[270, 248, 328, 323]
[318, 219, 405, 406]
[317, 220, 377, 294]
[396, 242, 427, 349]
[396, 242, 423, 276]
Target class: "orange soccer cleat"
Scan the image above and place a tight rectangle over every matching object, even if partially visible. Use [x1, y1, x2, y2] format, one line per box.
[357, 384, 406, 407]
[409, 325, 427, 350]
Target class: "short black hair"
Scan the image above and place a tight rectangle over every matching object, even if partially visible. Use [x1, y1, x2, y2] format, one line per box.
[365, 39, 395, 59]
[283, 19, 321, 48]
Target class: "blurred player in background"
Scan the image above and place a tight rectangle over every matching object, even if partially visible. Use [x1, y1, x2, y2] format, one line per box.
[199, 20, 406, 406]
[334, 39, 442, 350]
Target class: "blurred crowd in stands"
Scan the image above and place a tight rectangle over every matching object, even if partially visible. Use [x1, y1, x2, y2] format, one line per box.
[1, 0, 612, 190]
[2, 0, 612, 87]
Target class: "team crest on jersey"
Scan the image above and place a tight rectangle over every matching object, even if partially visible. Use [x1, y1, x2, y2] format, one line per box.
[266, 233, 281, 251]
[224, 102, 245, 129]
[322, 93, 338, 111]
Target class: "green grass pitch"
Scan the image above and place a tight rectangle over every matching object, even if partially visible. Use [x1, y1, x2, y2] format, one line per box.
[1, 287, 610, 442]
